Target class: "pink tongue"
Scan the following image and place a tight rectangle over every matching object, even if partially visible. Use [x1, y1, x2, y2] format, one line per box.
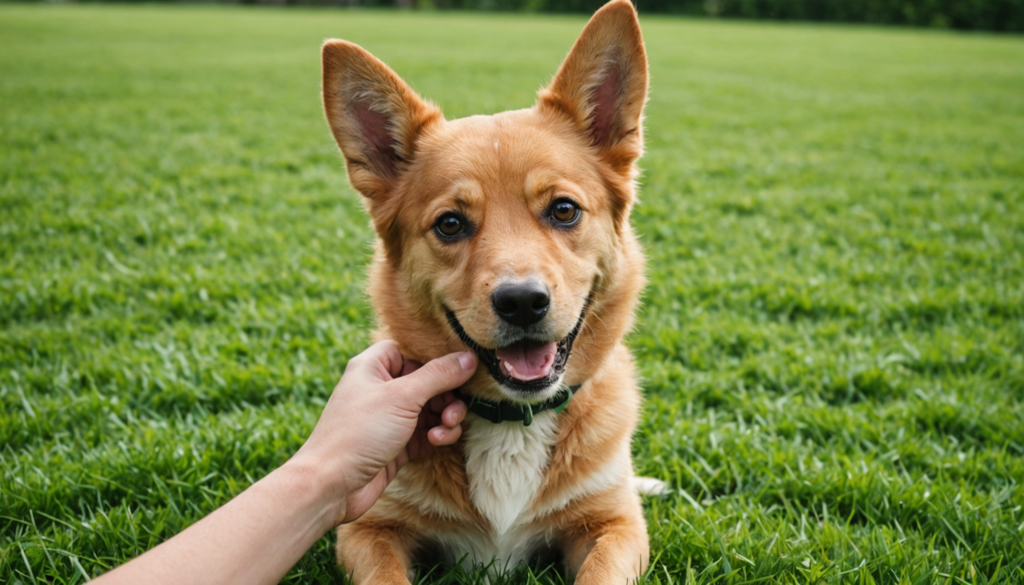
[495, 341, 558, 381]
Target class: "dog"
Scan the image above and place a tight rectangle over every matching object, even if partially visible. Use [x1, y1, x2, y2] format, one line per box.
[321, 1, 656, 582]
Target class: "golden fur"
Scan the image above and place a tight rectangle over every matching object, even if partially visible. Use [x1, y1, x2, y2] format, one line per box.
[321, 1, 652, 582]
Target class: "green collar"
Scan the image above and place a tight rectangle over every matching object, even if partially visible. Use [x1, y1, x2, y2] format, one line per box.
[454, 383, 583, 427]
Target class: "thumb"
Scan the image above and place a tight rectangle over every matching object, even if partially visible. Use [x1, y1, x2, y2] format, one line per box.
[394, 351, 476, 406]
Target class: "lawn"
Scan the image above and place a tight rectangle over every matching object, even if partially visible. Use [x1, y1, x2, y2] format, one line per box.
[2, 4, 1023, 583]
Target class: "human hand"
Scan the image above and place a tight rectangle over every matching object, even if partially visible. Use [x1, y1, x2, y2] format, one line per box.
[288, 340, 477, 526]
[90, 342, 475, 585]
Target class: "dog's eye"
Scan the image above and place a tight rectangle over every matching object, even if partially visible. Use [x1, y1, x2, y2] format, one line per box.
[434, 213, 466, 239]
[549, 199, 581, 226]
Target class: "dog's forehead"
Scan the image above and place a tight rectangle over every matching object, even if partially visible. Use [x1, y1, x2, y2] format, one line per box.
[411, 110, 598, 202]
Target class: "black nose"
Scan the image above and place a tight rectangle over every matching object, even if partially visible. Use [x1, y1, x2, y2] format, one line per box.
[491, 281, 550, 327]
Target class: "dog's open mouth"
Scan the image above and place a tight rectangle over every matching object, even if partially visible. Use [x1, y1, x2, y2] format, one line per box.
[445, 303, 589, 394]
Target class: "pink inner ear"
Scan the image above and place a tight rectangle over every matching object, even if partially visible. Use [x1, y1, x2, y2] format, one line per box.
[353, 101, 401, 174]
[588, 66, 621, 146]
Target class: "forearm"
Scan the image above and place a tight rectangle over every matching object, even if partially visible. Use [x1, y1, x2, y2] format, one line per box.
[90, 344, 472, 583]
[92, 460, 341, 585]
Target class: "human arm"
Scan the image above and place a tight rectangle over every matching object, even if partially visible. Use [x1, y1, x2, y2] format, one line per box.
[91, 341, 476, 585]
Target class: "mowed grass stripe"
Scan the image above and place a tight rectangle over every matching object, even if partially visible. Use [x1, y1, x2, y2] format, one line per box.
[2, 5, 1023, 583]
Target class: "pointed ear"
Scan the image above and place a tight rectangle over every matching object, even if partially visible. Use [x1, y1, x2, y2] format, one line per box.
[538, 0, 648, 176]
[322, 40, 443, 200]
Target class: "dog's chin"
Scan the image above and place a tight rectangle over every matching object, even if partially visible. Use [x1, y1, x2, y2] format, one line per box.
[495, 372, 565, 403]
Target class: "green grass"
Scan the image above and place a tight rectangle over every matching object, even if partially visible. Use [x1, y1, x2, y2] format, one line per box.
[2, 4, 1023, 583]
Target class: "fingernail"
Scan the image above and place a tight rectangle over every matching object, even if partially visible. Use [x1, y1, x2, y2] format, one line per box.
[446, 409, 462, 426]
[458, 352, 475, 371]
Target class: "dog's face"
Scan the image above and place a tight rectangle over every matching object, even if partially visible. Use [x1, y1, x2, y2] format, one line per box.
[323, 0, 647, 403]
[393, 113, 616, 397]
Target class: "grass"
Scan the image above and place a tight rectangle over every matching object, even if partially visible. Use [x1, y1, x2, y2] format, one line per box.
[1, 4, 1023, 583]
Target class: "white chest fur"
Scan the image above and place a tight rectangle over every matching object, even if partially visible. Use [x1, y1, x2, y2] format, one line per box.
[444, 410, 559, 567]
[464, 410, 559, 534]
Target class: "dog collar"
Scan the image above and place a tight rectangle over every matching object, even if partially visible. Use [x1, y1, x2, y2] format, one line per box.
[454, 383, 583, 427]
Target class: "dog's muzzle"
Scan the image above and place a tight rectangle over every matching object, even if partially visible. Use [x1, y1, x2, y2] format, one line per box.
[445, 300, 590, 394]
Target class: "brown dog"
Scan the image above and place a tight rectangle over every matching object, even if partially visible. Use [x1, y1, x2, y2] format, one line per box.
[321, 1, 654, 582]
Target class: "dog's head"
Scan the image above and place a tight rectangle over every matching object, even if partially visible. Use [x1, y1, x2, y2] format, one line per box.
[323, 0, 647, 404]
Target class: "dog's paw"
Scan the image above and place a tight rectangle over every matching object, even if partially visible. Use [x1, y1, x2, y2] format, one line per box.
[631, 476, 668, 496]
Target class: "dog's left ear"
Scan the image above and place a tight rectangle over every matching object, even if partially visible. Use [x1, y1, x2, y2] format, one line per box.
[538, 0, 648, 177]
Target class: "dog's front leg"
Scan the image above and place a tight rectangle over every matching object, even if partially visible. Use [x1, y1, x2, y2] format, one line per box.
[561, 496, 650, 584]
[336, 518, 418, 585]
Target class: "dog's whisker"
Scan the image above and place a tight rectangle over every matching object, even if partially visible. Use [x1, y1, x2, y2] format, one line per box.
[587, 311, 610, 335]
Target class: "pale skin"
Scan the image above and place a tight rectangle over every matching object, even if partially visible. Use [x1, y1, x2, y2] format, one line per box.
[92, 340, 478, 585]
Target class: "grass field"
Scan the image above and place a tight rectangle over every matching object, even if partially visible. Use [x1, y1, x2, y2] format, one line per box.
[2, 4, 1023, 583]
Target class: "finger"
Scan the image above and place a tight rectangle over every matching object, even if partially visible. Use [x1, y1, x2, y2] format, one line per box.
[428, 424, 463, 446]
[348, 340, 405, 380]
[442, 400, 467, 427]
[428, 394, 447, 415]
[409, 435, 434, 461]
[426, 410, 443, 428]
[399, 359, 423, 378]
[394, 351, 477, 407]
[411, 408, 432, 460]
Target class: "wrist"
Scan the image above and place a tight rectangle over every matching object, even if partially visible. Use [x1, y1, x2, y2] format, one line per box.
[277, 453, 349, 533]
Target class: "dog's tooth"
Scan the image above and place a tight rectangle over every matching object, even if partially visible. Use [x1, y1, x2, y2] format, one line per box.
[503, 361, 515, 376]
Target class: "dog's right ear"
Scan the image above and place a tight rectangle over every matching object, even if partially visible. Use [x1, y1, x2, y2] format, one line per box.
[322, 40, 442, 200]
